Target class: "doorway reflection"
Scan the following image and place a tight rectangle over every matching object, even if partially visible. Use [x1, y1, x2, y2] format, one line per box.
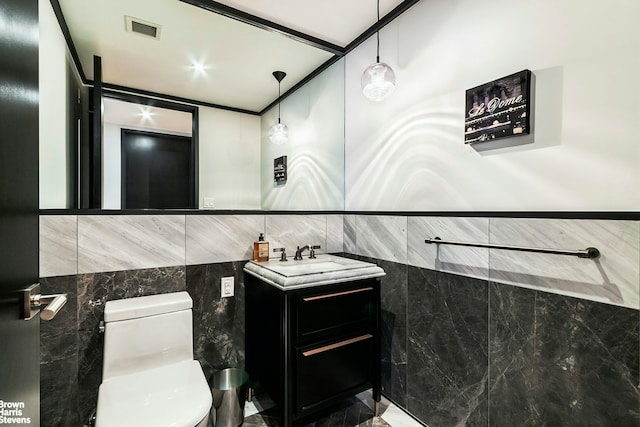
[102, 97, 194, 209]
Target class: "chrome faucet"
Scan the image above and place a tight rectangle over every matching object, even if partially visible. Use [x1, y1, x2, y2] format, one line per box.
[294, 244, 321, 260]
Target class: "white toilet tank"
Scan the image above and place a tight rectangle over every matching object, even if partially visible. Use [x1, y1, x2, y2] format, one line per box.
[102, 291, 195, 381]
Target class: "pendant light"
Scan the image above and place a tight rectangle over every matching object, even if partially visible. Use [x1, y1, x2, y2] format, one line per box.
[361, 0, 396, 101]
[269, 71, 289, 144]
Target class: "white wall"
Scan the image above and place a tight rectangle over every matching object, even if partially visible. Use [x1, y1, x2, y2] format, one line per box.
[261, 59, 345, 210]
[345, 0, 640, 211]
[39, 0, 73, 209]
[199, 107, 261, 209]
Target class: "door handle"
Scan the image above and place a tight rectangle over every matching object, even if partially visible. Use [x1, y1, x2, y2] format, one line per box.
[302, 334, 373, 357]
[302, 287, 373, 302]
[22, 283, 68, 321]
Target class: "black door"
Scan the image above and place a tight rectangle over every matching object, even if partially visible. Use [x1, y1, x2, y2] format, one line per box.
[0, 0, 40, 424]
[121, 129, 195, 209]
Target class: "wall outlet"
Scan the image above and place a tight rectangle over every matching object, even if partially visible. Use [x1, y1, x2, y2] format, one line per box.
[203, 197, 215, 208]
[221, 277, 234, 298]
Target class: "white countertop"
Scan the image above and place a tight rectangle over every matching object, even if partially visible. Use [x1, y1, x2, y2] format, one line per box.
[243, 254, 385, 290]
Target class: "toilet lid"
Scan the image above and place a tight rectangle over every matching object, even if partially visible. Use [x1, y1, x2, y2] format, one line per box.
[96, 360, 212, 427]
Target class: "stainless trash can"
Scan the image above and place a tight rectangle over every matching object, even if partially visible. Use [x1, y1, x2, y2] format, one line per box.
[211, 368, 249, 427]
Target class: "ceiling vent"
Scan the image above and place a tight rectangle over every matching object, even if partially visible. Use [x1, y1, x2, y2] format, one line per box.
[125, 16, 162, 40]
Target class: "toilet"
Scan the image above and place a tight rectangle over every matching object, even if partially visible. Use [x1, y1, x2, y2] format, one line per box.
[95, 292, 212, 427]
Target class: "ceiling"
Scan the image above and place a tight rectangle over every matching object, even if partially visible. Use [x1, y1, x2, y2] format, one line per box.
[57, 0, 411, 113]
[103, 97, 193, 135]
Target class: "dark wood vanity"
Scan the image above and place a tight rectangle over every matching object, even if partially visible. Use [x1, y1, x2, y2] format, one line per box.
[244, 255, 384, 426]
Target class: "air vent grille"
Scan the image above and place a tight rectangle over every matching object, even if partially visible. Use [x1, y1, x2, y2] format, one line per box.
[125, 16, 161, 40]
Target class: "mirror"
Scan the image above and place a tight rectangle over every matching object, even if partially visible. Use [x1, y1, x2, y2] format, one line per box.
[102, 95, 196, 209]
[39, 0, 345, 211]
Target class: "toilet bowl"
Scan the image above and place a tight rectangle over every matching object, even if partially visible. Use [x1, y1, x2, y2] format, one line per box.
[95, 292, 212, 427]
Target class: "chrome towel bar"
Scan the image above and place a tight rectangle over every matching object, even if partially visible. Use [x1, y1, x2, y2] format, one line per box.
[425, 237, 600, 259]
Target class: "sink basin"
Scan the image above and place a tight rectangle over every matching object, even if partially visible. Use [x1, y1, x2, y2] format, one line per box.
[243, 254, 385, 290]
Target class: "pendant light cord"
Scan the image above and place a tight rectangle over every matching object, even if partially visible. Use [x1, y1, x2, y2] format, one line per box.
[278, 81, 281, 124]
[376, 0, 380, 63]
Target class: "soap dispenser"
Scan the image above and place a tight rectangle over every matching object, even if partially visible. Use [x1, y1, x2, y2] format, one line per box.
[253, 233, 269, 262]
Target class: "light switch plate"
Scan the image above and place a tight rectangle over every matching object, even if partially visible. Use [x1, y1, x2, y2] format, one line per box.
[203, 197, 215, 208]
[221, 277, 234, 298]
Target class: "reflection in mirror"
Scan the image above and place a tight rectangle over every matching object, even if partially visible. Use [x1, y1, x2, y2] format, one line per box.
[38, 0, 346, 211]
[102, 97, 195, 209]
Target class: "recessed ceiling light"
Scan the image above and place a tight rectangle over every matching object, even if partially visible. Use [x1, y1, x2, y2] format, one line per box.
[139, 108, 153, 121]
[191, 61, 208, 75]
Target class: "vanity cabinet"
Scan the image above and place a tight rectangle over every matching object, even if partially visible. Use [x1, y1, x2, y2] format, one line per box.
[245, 271, 382, 426]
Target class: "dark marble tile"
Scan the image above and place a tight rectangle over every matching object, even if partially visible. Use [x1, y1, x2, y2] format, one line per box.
[340, 254, 408, 407]
[187, 261, 246, 380]
[406, 266, 488, 427]
[40, 275, 78, 364]
[298, 396, 387, 427]
[77, 266, 186, 333]
[39, 276, 79, 427]
[375, 258, 408, 407]
[77, 327, 103, 425]
[40, 356, 80, 427]
[489, 283, 640, 426]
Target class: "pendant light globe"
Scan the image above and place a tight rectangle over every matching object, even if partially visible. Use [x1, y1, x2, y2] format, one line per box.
[361, 0, 396, 102]
[269, 70, 288, 144]
[268, 121, 289, 145]
[361, 62, 396, 101]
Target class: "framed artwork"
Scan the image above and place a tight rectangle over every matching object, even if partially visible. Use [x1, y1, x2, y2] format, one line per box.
[465, 69, 532, 144]
[274, 155, 287, 184]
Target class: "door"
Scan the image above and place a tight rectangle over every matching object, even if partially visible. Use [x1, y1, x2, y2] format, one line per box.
[121, 129, 195, 209]
[0, 0, 41, 425]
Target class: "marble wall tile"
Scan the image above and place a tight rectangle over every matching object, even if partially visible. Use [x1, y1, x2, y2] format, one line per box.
[265, 214, 327, 258]
[406, 267, 488, 426]
[354, 216, 408, 264]
[40, 215, 77, 277]
[186, 215, 264, 265]
[344, 215, 357, 253]
[186, 262, 246, 380]
[77, 215, 186, 273]
[489, 218, 640, 308]
[489, 283, 640, 426]
[408, 216, 490, 280]
[375, 258, 408, 407]
[41, 356, 79, 427]
[326, 214, 344, 253]
[343, 254, 408, 407]
[40, 275, 79, 427]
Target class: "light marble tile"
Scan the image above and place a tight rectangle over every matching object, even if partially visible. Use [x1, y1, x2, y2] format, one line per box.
[265, 215, 327, 259]
[489, 218, 640, 309]
[408, 216, 490, 280]
[344, 214, 357, 253]
[186, 215, 264, 265]
[355, 216, 407, 264]
[78, 215, 186, 274]
[326, 214, 344, 253]
[40, 215, 78, 277]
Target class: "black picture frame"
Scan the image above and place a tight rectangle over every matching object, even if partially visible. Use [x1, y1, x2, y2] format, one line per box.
[464, 69, 532, 144]
[274, 155, 287, 184]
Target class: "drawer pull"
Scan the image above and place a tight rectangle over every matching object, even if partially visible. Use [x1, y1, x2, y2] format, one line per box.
[302, 287, 373, 302]
[302, 334, 373, 357]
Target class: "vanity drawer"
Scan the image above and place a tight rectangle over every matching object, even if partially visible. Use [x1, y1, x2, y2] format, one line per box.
[295, 283, 376, 341]
[295, 333, 374, 415]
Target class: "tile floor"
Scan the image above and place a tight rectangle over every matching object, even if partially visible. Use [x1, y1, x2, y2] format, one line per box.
[241, 391, 424, 427]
